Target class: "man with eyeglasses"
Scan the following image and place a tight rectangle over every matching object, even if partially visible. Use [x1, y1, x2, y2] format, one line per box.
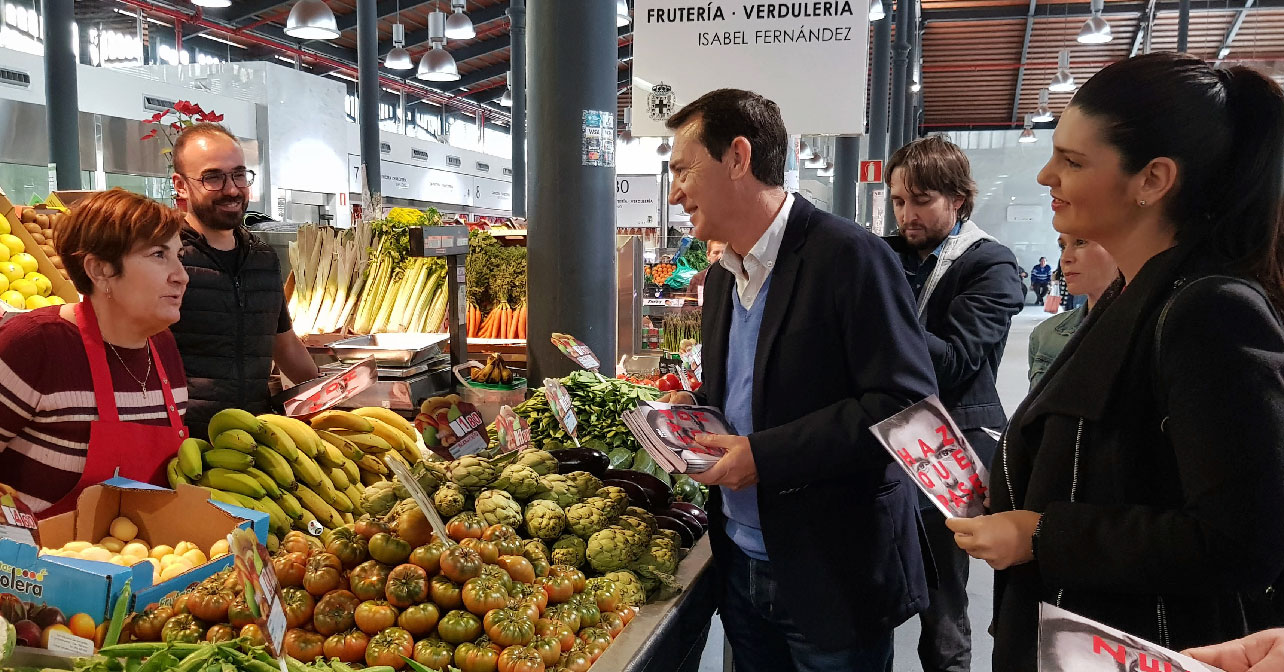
[169, 123, 318, 438]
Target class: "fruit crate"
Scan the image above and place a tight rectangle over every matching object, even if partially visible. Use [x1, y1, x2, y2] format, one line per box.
[0, 192, 78, 318]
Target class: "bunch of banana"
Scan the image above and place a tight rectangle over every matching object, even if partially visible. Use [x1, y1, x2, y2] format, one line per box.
[311, 408, 423, 471]
[167, 408, 382, 537]
[470, 353, 515, 385]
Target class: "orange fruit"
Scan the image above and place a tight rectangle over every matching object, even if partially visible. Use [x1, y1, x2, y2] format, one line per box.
[41, 624, 72, 648]
[94, 622, 109, 648]
[69, 613, 96, 640]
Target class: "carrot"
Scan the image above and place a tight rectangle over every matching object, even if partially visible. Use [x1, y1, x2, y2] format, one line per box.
[519, 303, 527, 339]
[505, 303, 516, 340]
[478, 309, 493, 339]
[483, 309, 499, 339]
[467, 305, 475, 337]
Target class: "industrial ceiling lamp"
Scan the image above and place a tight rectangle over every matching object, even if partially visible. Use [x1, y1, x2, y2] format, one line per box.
[284, 0, 340, 40]
[618, 0, 632, 27]
[657, 137, 672, 158]
[418, 10, 459, 81]
[1048, 49, 1076, 93]
[1032, 88, 1054, 122]
[445, 0, 475, 40]
[798, 139, 816, 160]
[911, 61, 921, 92]
[1019, 113, 1038, 143]
[386, 22, 414, 70]
[192, 0, 232, 7]
[499, 72, 513, 106]
[869, 0, 886, 21]
[1077, 0, 1113, 44]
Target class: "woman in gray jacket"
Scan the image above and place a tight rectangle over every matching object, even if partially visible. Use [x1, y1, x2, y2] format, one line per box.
[1027, 234, 1117, 388]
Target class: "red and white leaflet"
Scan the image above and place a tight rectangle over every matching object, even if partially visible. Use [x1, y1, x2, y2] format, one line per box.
[623, 400, 731, 473]
[551, 333, 601, 371]
[869, 396, 990, 518]
[278, 358, 377, 418]
[544, 378, 580, 445]
[495, 405, 532, 453]
[227, 527, 288, 664]
[1038, 603, 1222, 672]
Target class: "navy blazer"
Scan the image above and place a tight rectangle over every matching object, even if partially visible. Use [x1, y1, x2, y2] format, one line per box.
[694, 195, 939, 650]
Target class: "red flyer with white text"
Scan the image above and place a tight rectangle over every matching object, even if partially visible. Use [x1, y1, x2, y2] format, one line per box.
[869, 396, 990, 518]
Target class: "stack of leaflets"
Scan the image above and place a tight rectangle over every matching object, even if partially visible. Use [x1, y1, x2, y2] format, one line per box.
[622, 400, 732, 473]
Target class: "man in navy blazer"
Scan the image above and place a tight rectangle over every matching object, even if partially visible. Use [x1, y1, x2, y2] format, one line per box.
[659, 88, 939, 672]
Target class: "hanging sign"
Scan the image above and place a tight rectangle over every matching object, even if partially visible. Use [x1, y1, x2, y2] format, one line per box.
[632, 1, 869, 135]
[617, 175, 663, 228]
[551, 333, 602, 371]
[859, 160, 883, 183]
[544, 378, 581, 446]
[227, 528, 289, 662]
[495, 405, 532, 453]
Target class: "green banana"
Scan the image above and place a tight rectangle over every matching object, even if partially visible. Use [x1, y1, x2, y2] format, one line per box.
[166, 457, 190, 488]
[316, 442, 347, 470]
[177, 438, 206, 480]
[340, 458, 361, 484]
[274, 491, 304, 520]
[256, 420, 299, 462]
[212, 429, 257, 454]
[204, 488, 242, 508]
[252, 445, 297, 489]
[203, 448, 256, 472]
[327, 467, 351, 491]
[316, 430, 364, 462]
[344, 484, 365, 515]
[294, 486, 344, 529]
[256, 497, 292, 536]
[207, 408, 268, 443]
[289, 452, 326, 488]
[245, 467, 282, 498]
[199, 468, 267, 499]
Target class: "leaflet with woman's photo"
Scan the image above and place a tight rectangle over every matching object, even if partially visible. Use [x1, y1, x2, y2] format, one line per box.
[869, 395, 990, 518]
[622, 400, 732, 473]
[1038, 603, 1222, 671]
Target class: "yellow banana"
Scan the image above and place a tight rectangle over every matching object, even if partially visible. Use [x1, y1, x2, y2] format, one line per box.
[245, 467, 282, 498]
[266, 533, 280, 553]
[315, 442, 347, 470]
[212, 429, 257, 454]
[341, 512, 355, 525]
[200, 469, 267, 499]
[359, 470, 386, 487]
[397, 441, 422, 464]
[274, 491, 304, 520]
[256, 496, 292, 535]
[356, 454, 390, 475]
[259, 414, 322, 459]
[207, 408, 268, 443]
[167, 457, 190, 488]
[203, 448, 256, 472]
[316, 430, 364, 462]
[340, 458, 361, 484]
[353, 407, 419, 442]
[309, 410, 374, 434]
[312, 473, 350, 512]
[367, 418, 414, 453]
[328, 489, 354, 514]
[289, 452, 326, 488]
[335, 431, 393, 455]
[345, 484, 365, 515]
[294, 486, 344, 529]
[327, 467, 351, 491]
[177, 439, 206, 480]
[252, 446, 297, 489]
[294, 509, 320, 533]
[254, 418, 301, 461]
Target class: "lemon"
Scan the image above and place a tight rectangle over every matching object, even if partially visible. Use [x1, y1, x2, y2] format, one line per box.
[150, 544, 174, 560]
[24, 273, 50, 297]
[47, 296, 65, 306]
[0, 263, 21, 284]
[11, 253, 36, 275]
[24, 295, 49, 310]
[0, 276, 8, 295]
[0, 217, 10, 236]
[0, 245, 10, 264]
[98, 536, 125, 553]
[109, 516, 139, 542]
[9, 279, 37, 299]
[0, 234, 23, 256]
[0, 290, 24, 308]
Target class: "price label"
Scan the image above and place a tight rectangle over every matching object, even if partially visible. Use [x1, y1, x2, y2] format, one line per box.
[550, 333, 601, 371]
[495, 406, 532, 453]
[227, 528, 288, 659]
[544, 378, 580, 445]
[384, 456, 451, 543]
[46, 630, 95, 657]
[642, 298, 686, 307]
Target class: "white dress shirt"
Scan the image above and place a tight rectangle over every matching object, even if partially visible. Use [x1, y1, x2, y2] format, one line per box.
[719, 192, 794, 310]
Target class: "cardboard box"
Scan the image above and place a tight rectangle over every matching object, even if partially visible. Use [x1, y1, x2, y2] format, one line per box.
[0, 190, 79, 319]
[0, 478, 268, 620]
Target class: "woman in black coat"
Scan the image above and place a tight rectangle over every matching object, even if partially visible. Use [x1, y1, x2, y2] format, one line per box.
[946, 53, 1284, 669]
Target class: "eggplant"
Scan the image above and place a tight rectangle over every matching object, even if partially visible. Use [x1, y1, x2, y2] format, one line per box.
[603, 479, 652, 509]
[654, 515, 696, 549]
[664, 508, 706, 540]
[666, 502, 708, 530]
[553, 447, 611, 477]
[603, 469, 673, 509]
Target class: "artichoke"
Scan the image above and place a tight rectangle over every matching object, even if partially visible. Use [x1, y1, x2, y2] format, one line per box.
[516, 450, 559, 476]
[433, 482, 466, 517]
[617, 516, 653, 549]
[494, 464, 546, 500]
[523, 500, 568, 540]
[449, 455, 497, 490]
[360, 480, 399, 517]
[624, 507, 660, 535]
[595, 486, 630, 518]
[565, 501, 609, 539]
[630, 538, 679, 577]
[551, 534, 587, 568]
[412, 460, 448, 493]
[587, 527, 634, 573]
[565, 471, 604, 498]
[604, 570, 647, 607]
[531, 474, 578, 509]
[475, 489, 523, 527]
[523, 538, 551, 563]
[655, 529, 683, 549]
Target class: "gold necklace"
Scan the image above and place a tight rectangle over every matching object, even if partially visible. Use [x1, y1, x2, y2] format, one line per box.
[107, 342, 152, 395]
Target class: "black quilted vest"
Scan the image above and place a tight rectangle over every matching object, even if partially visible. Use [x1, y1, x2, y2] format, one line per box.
[172, 225, 284, 439]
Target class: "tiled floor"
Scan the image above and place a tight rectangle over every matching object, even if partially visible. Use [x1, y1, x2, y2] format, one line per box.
[696, 304, 1057, 672]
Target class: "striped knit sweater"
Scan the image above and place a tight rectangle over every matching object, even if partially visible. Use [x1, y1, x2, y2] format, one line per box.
[0, 308, 188, 514]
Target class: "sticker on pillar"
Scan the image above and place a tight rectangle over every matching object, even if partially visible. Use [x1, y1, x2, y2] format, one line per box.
[582, 110, 616, 167]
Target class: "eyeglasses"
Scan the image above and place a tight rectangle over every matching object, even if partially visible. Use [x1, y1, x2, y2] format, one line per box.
[183, 169, 256, 191]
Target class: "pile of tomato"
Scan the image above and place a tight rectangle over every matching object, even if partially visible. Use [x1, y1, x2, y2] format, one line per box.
[616, 372, 701, 393]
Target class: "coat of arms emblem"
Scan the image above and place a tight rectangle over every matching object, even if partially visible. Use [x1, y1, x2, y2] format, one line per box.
[647, 82, 676, 121]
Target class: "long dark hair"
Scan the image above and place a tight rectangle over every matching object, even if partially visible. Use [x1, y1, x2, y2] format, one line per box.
[1070, 53, 1284, 309]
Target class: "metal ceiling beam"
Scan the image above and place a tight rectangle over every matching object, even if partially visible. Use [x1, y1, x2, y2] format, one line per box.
[1009, 0, 1039, 123]
[336, 0, 435, 32]
[384, 32, 509, 61]
[454, 62, 509, 89]
[395, 2, 511, 50]
[1129, 0, 1157, 56]
[224, 0, 295, 24]
[1215, 0, 1256, 63]
[923, 0, 1284, 22]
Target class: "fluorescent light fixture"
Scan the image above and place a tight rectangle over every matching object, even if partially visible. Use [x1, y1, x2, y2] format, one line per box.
[445, 0, 475, 39]
[1049, 50, 1076, 93]
[1077, 0, 1113, 44]
[869, 0, 886, 21]
[285, 0, 340, 40]
[1032, 88, 1054, 122]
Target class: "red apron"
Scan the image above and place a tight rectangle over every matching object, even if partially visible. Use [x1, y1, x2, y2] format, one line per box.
[41, 301, 187, 518]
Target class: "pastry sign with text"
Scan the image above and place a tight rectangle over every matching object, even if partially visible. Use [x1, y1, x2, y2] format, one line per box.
[415, 394, 490, 459]
[495, 405, 532, 453]
[227, 527, 288, 659]
[551, 333, 601, 371]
